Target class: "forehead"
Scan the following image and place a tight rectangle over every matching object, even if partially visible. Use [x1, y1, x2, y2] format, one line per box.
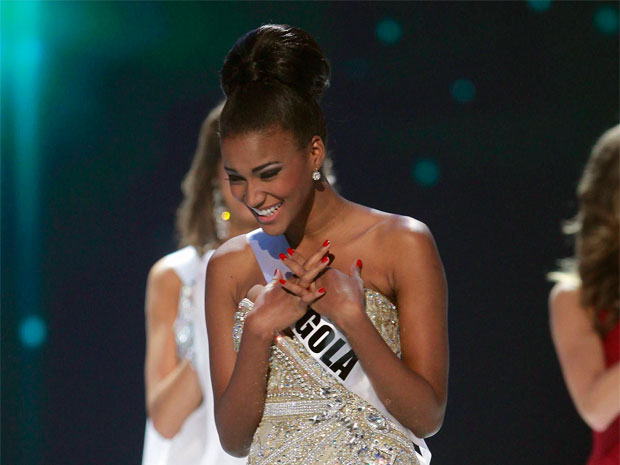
[221, 128, 302, 170]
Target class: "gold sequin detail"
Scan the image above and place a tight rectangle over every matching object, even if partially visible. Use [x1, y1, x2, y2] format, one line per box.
[233, 290, 420, 465]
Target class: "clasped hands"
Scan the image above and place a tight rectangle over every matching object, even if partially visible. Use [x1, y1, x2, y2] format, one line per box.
[245, 240, 365, 338]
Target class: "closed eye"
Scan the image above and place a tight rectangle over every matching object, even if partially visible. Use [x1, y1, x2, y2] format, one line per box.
[259, 168, 281, 180]
[227, 174, 244, 183]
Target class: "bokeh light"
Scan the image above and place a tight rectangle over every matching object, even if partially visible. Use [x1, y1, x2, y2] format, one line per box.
[221, 211, 231, 221]
[450, 78, 476, 103]
[411, 159, 440, 187]
[19, 315, 47, 348]
[376, 18, 403, 45]
[594, 6, 619, 35]
[526, 0, 552, 13]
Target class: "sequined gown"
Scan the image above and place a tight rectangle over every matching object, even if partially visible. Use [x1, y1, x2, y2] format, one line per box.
[233, 289, 422, 465]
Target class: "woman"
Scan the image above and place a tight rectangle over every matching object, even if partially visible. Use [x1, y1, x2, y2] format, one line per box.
[549, 124, 619, 465]
[142, 103, 255, 465]
[205, 25, 448, 465]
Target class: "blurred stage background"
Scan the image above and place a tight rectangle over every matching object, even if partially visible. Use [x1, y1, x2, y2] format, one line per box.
[2, 1, 618, 464]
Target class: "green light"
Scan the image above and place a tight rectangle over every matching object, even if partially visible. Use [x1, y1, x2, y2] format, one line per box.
[594, 6, 619, 35]
[451, 79, 476, 104]
[411, 159, 440, 187]
[376, 18, 403, 45]
[526, 0, 552, 12]
[19, 316, 47, 348]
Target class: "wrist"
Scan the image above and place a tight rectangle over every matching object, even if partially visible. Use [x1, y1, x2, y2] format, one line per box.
[333, 302, 367, 337]
[244, 311, 276, 346]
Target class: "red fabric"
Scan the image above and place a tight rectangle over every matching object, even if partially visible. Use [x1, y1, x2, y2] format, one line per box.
[587, 320, 619, 465]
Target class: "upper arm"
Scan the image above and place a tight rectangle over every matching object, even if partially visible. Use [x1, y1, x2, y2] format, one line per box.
[549, 284, 606, 410]
[144, 260, 182, 405]
[205, 238, 255, 407]
[389, 218, 449, 405]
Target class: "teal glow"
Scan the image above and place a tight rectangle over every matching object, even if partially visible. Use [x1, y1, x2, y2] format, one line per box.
[594, 6, 619, 35]
[411, 159, 440, 187]
[526, 0, 552, 12]
[19, 316, 47, 348]
[451, 79, 476, 103]
[376, 18, 403, 45]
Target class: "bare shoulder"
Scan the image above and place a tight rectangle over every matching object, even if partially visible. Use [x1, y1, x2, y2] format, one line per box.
[549, 283, 588, 328]
[148, 255, 183, 293]
[207, 234, 261, 303]
[368, 211, 436, 255]
[145, 255, 183, 320]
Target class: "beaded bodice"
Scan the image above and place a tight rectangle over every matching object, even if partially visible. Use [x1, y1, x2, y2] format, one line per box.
[233, 289, 421, 465]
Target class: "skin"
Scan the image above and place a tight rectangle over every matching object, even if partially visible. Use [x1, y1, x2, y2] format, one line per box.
[205, 126, 449, 457]
[549, 283, 620, 432]
[144, 160, 256, 438]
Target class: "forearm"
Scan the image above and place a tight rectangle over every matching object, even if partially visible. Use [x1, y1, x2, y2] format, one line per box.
[214, 318, 274, 456]
[578, 362, 620, 431]
[148, 359, 203, 438]
[339, 313, 445, 437]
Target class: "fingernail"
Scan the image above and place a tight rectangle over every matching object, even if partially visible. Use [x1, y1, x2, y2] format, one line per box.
[322, 240, 330, 247]
[321, 256, 329, 264]
[356, 259, 362, 268]
[279, 253, 287, 261]
[279, 279, 287, 285]
[274, 268, 279, 276]
[318, 287, 326, 293]
[287, 248, 295, 255]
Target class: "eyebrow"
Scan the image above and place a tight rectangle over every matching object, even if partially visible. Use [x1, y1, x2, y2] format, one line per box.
[224, 161, 281, 174]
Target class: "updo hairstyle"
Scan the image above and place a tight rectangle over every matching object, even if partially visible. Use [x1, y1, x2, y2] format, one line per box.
[219, 24, 330, 149]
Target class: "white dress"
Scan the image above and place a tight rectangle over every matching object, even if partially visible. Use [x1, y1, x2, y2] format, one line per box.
[142, 246, 246, 465]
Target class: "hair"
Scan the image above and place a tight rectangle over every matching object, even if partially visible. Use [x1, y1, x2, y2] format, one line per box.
[175, 102, 225, 254]
[219, 24, 330, 149]
[549, 124, 620, 334]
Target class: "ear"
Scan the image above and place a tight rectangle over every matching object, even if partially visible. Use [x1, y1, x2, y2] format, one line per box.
[309, 135, 326, 172]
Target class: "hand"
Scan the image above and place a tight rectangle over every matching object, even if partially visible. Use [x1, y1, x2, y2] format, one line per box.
[310, 260, 366, 328]
[244, 270, 325, 340]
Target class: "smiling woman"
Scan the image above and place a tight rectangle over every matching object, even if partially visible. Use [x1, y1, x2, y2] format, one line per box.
[205, 24, 448, 465]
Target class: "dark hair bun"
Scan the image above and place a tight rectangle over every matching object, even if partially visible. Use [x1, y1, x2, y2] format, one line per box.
[221, 24, 330, 100]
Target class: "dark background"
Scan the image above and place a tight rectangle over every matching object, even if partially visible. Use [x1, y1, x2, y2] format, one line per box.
[2, 2, 618, 464]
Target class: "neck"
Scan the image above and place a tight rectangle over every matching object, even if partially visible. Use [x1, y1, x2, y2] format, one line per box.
[285, 182, 348, 248]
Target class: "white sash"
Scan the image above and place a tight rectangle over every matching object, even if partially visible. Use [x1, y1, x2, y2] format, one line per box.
[246, 229, 431, 464]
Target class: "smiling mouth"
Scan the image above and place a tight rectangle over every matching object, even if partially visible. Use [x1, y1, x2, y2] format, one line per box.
[251, 201, 283, 217]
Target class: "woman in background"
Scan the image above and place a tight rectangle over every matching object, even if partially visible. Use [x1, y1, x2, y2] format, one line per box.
[549, 124, 619, 465]
[142, 103, 255, 465]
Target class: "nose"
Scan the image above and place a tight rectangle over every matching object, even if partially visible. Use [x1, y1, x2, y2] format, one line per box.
[243, 180, 265, 209]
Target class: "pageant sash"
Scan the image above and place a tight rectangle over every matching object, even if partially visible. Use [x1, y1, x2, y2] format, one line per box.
[246, 229, 431, 465]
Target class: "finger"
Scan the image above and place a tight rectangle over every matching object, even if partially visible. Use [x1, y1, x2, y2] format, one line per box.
[279, 251, 307, 280]
[301, 239, 331, 270]
[279, 279, 312, 298]
[297, 255, 330, 288]
[247, 284, 264, 301]
[300, 286, 327, 305]
[350, 259, 363, 281]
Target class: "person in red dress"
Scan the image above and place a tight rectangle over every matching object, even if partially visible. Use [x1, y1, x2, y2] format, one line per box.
[549, 124, 619, 465]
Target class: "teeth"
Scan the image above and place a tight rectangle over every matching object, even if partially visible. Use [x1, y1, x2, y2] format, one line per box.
[252, 202, 282, 217]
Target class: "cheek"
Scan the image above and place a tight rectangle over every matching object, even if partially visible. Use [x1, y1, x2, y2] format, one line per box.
[229, 183, 245, 201]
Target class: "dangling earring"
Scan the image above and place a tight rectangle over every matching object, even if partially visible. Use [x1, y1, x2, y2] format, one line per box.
[212, 182, 230, 242]
[312, 169, 321, 181]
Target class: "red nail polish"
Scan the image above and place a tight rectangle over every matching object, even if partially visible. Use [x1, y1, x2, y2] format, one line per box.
[279, 279, 287, 285]
[279, 253, 287, 261]
[322, 240, 330, 247]
[287, 248, 295, 255]
[318, 287, 326, 293]
[274, 268, 279, 276]
[321, 256, 329, 264]
[356, 259, 362, 268]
